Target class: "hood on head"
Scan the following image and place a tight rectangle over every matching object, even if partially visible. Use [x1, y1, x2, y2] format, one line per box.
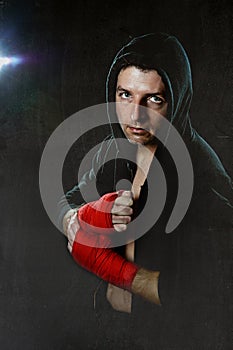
[106, 33, 193, 139]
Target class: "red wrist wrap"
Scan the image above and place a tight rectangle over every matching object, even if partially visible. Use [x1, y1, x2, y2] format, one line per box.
[72, 232, 139, 290]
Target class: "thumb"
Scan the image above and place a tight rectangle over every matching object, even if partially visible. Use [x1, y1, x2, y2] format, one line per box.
[118, 190, 132, 198]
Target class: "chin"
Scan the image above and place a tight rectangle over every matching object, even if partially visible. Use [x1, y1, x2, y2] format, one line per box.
[127, 137, 152, 146]
[127, 134, 156, 146]
[127, 137, 140, 145]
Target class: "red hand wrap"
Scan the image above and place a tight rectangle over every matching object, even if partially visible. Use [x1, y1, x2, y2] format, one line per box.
[77, 192, 118, 234]
[71, 192, 139, 290]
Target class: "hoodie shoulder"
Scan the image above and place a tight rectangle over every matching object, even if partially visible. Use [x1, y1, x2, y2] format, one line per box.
[189, 130, 233, 212]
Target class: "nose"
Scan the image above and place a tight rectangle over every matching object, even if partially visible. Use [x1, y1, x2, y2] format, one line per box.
[130, 102, 146, 123]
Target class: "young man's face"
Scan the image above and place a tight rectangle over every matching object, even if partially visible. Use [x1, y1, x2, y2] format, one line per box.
[115, 66, 168, 146]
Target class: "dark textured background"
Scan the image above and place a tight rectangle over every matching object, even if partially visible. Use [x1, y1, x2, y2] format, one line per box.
[0, 0, 232, 349]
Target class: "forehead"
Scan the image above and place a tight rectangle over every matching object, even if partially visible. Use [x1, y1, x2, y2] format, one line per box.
[116, 66, 166, 94]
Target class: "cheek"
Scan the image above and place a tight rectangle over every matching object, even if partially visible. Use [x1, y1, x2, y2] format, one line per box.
[116, 103, 131, 125]
[148, 108, 167, 130]
[149, 104, 168, 125]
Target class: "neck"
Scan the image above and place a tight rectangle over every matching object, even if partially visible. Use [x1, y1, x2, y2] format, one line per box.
[137, 142, 157, 157]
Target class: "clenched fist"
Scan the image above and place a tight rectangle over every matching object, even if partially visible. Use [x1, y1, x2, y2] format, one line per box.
[111, 191, 134, 232]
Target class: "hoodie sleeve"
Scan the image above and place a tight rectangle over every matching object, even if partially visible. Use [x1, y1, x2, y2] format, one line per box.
[191, 131, 233, 220]
[57, 136, 116, 231]
[158, 134, 233, 309]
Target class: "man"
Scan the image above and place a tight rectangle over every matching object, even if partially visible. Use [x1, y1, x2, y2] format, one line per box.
[60, 33, 232, 347]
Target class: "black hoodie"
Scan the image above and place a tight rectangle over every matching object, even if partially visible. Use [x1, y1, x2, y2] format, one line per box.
[62, 33, 232, 214]
[60, 33, 233, 348]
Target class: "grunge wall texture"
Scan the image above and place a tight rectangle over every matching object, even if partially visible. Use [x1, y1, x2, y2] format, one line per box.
[0, 1, 232, 349]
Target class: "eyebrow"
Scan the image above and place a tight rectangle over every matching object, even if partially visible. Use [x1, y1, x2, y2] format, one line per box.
[116, 86, 129, 93]
[116, 85, 166, 97]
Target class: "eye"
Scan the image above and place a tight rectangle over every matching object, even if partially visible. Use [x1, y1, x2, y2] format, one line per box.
[119, 91, 131, 99]
[148, 95, 164, 104]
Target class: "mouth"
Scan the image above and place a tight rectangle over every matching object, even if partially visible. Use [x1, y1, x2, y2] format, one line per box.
[128, 126, 149, 134]
[124, 125, 157, 145]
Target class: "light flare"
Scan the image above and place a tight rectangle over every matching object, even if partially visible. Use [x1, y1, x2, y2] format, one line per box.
[0, 55, 22, 70]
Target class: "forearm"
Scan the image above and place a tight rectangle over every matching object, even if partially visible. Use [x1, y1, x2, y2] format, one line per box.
[63, 195, 139, 290]
[72, 229, 161, 303]
[131, 268, 161, 305]
[72, 232, 139, 290]
[63, 193, 161, 304]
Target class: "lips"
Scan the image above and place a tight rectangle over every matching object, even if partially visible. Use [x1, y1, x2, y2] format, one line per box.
[128, 126, 148, 134]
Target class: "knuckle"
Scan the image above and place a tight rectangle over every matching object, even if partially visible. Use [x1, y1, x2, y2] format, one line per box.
[126, 207, 133, 214]
[111, 206, 117, 214]
[126, 216, 131, 223]
[127, 198, 133, 206]
[113, 224, 127, 232]
[112, 204, 133, 216]
[122, 190, 131, 197]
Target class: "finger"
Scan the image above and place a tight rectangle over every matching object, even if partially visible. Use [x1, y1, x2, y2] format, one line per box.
[113, 223, 128, 232]
[111, 205, 133, 215]
[67, 241, 73, 253]
[117, 190, 133, 202]
[112, 215, 131, 224]
[67, 226, 75, 242]
[118, 190, 132, 197]
[114, 196, 133, 207]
